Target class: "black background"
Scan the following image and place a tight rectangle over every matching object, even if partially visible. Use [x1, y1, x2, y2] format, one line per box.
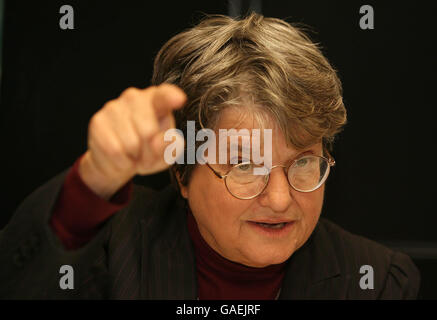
[1, 0, 436, 298]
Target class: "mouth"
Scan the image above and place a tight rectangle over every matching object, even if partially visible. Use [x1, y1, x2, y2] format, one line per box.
[253, 222, 288, 229]
[246, 220, 295, 237]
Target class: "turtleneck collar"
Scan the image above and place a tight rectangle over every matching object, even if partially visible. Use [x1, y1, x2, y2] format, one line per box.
[186, 206, 286, 299]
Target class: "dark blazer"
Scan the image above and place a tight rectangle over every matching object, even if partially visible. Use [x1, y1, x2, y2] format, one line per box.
[0, 169, 420, 299]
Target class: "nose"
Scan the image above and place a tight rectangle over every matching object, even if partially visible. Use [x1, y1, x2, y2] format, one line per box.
[257, 166, 293, 212]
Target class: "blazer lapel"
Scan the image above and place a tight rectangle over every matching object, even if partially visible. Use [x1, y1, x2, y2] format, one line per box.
[140, 187, 197, 299]
[279, 219, 343, 299]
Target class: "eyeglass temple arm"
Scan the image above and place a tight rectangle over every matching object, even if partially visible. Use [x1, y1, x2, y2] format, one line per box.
[205, 163, 225, 179]
[323, 146, 336, 166]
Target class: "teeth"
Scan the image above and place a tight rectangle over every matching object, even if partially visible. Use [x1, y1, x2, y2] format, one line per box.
[257, 222, 286, 229]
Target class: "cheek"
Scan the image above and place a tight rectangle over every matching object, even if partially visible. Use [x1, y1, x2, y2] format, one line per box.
[186, 168, 258, 260]
[186, 167, 251, 232]
[295, 182, 324, 212]
[293, 186, 324, 236]
[187, 167, 228, 213]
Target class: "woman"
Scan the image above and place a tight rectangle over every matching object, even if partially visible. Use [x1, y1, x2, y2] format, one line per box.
[0, 13, 420, 299]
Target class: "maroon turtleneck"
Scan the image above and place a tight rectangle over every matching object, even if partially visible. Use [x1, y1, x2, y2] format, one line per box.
[50, 155, 286, 299]
[186, 208, 286, 299]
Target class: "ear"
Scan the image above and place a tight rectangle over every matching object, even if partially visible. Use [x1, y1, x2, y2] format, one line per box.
[175, 171, 188, 199]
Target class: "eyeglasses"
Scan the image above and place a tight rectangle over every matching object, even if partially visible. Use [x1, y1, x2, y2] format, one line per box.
[205, 152, 335, 200]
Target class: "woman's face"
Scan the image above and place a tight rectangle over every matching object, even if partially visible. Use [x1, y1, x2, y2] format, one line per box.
[179, 108, 325, 268]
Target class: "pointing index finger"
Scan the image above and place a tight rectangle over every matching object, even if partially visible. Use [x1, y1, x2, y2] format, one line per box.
[151, 84, 187, 119]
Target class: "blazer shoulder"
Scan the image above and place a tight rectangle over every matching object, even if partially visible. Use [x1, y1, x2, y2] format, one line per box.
[316, 218, 421, 299]
[318, 218, 393, 267]
[119, 183, 181, 220]
[106, 183, 183, 238]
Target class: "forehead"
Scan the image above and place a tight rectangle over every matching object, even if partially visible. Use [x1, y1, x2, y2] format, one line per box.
[213, 106, 323, 159]
[214, 106, 267, 131]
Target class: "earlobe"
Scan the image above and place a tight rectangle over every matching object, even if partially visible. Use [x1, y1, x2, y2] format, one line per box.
[180, 185, 188, 199]
[175, 172, 188, 199]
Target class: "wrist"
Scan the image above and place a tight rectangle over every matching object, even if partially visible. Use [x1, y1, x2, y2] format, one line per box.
[78, 151, 132, 201]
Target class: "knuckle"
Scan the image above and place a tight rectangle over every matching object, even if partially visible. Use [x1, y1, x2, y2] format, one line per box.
[121, 87, 140, 101]
[144, 85, 157, 95]
[124, 137, 141, 156]
[140, 124, 159, 140]
[104, 140, 124, 159]
[103, 100, 119, 113]
[89, 112, 104, 131]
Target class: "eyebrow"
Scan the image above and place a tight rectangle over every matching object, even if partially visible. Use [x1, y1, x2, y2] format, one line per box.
[269, 149, 311, 167]
[294, 149, 315, 158]
[225, 140, 252, 155]
[225, 142, 319, 154]
[224, 144, 318, 162]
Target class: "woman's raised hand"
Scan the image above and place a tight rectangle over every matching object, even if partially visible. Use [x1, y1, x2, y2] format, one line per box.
[78, 84, 186, 200]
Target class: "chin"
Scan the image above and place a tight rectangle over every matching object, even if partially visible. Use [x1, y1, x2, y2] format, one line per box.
[244, 248, 294, 268]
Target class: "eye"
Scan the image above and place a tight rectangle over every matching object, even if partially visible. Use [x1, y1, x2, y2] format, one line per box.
[295, 158, 309, 167]
[236, 163, 253, 172]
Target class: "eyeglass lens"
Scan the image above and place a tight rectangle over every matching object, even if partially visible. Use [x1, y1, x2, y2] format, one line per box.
[224, 156, 330, 199]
